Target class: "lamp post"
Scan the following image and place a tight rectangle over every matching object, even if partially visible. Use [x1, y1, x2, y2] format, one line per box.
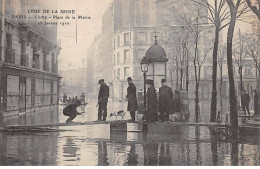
[141, 57, 149, 110]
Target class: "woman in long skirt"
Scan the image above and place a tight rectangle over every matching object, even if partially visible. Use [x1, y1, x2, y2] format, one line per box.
[146, 79, 158, 122]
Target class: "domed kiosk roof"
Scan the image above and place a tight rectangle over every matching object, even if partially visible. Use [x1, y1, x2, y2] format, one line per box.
[145, 41, 168, 62]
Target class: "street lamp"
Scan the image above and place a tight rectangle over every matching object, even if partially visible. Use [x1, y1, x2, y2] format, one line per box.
[141, 57, 149, 110]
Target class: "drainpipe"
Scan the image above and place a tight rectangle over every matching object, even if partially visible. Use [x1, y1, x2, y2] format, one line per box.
[0, 0, 4, 113]
[0, 0, 5, 61]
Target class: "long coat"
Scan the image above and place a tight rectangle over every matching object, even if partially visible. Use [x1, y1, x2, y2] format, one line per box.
[254, 93, 259, 115]
[98, 83, 109, 109]
[126, 83, 138, 111]
[158, 85, 173, 113]
[147, 86, 158, 121]
[241, 93, 250, 106]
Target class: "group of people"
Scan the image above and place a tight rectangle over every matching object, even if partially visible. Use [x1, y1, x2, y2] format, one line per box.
[63, 77, 174, 123]
[96, 77, 173, 122]
[62, 93, 86, 104]
[241, 89, 259, 117]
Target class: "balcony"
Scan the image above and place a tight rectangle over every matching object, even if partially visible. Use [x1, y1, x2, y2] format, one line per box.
[32, 53, 40, 69]
[44, 61, 49, 71]
[5, 48, 15, 64]
[32, 60, 40, 69]
[21, 54, 29, 67]
[52, 63, 58, 73]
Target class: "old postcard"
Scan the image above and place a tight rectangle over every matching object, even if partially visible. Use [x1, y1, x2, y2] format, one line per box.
[0, 0, 260, 166]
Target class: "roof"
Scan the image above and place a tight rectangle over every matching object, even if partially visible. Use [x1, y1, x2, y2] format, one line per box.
[144, 43, 168, 62]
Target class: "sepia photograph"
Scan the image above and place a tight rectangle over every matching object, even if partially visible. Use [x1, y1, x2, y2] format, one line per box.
[0, 0, 260, 166]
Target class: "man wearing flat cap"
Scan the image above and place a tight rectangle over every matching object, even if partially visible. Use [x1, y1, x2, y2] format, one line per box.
[158, 79, 173, 122]
[97, 79, 109, 121]
[126, 77, 138, 121]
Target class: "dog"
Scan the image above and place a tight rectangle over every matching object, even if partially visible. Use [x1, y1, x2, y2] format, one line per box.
[109, 110, 126, 120]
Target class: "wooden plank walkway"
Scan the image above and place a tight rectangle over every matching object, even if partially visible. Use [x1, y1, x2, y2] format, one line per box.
[1, 120, 260, 132]
[0, 120, 226, 130]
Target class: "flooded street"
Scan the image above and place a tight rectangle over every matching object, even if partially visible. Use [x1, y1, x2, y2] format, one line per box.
[0, 100, 260, 166]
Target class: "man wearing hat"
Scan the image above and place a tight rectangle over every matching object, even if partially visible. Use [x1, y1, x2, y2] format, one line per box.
[158, 79, 173, 122]
[145, 79, 158, 122]
[97, 79, 109, 121]
[241, 89, 250, 116]
[253, 89, 259, 116]
[126, 77, 138, 121]
[63, 100, 82, 123]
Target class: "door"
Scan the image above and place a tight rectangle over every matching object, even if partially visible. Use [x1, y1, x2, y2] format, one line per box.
[19, 77, 26, 113]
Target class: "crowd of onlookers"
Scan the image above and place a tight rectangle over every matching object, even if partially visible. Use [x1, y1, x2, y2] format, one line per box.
[62, 93, 86, 104]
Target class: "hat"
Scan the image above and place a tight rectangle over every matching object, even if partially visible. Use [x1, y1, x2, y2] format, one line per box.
[145, 79, 154, 85]
[98, 79, 104, 84]
[161, 79, 166, 83]
[127, 77, 132, 81]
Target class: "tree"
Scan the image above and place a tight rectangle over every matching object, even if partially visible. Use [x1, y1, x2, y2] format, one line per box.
[218, 44, 226, 116]
[193, 0, 231, 123]
[226, 0, 249, 129]
[162, 27, 191, 90]
[233, 30, 247, 101]
[184, 8, 211, 123]
[245, 0, 260, 20]
[245, 33, 260, 90]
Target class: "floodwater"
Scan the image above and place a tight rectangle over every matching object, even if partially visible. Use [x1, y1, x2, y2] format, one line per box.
[0, 100, 260, 166]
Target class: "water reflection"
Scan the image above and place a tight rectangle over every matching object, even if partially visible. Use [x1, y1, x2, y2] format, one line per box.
[97, 142, 109, 166]
[0, 125, 260, 165]
[126, 144, 138, 166]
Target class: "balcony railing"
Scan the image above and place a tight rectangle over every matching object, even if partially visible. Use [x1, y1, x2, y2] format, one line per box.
[44, 61, 49, 71]
[5, 48, 15, 64]
[21, 54, 29, 67]
[32, 60, 40, 69]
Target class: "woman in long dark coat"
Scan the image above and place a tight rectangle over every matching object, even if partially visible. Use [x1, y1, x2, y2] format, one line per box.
[126, 77, 138, 120]
[146, 79, 158, 122]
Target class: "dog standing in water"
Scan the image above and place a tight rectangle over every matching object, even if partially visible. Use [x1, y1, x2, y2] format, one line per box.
[109, 110, 126, 120]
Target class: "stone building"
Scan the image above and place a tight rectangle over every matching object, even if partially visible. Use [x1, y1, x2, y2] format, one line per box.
[0, 0, 61, 126]
[86, 0, 211, 101]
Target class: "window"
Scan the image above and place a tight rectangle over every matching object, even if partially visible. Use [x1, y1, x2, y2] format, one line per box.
[117, 36, 120, 47]
[137, 32, 146, 44]
[117, 52, 120, 65]
[124, 50, 130, 64]
[137, 49, 145, 59]
[114, 70, 116, 80]
[117, 68, 120, 80]
[124, 67, 129, 80]
[114, 38, 116, 49]
[114, 54, 116, 66]
[6, 33, 12, 49]
[124, 33, 130, 46]
[204, 66, 212, 79]
[135, 1, 143, 26]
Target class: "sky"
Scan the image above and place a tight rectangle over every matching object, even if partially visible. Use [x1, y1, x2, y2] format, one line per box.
[56, 0, 112, 70]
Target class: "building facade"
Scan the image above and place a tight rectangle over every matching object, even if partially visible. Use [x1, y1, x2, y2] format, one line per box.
[0, 0, 61, 126]
[87, 0, 257, 106]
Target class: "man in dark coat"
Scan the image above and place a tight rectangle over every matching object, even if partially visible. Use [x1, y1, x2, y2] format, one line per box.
[158, 79, 173, 122]
[126, 77, 138, 121]
[253, 89, 259, 116]
[63, 100, 82, 123]
[146, 79, 158, 122]
[63, 93, 67, 103]
[80, 93, 86, 104]
[241, 90, 250, 116]
[97, 79, 109, 121]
